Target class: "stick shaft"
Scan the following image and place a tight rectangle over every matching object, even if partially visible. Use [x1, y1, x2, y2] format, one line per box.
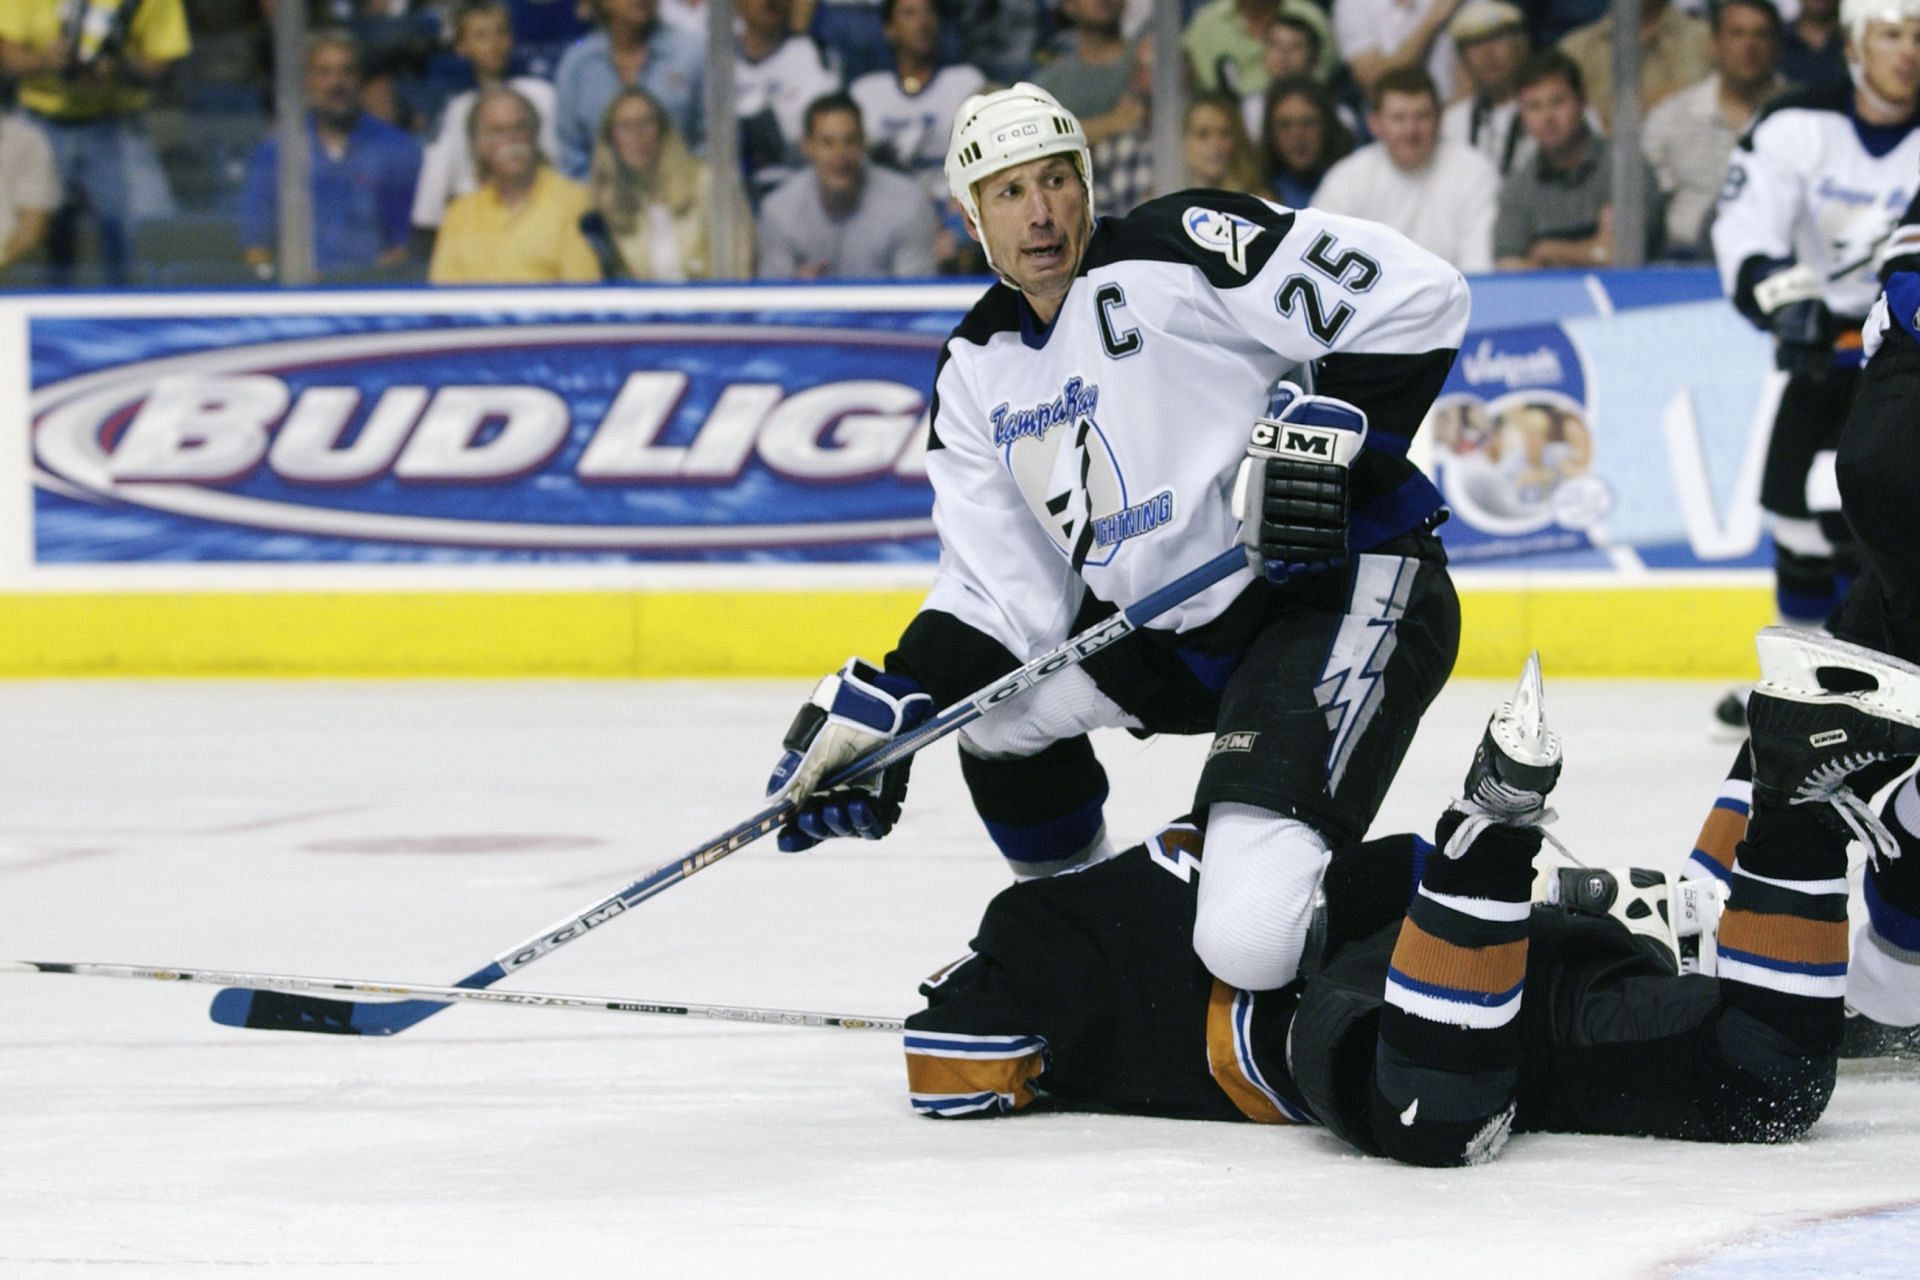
[210, 546, 1247, 1034]
[13, 961, 902, 1031]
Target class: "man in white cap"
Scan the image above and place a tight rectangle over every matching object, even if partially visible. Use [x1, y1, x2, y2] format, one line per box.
[764, 84, 1474, 999]
[1441, 0, 1537, 176]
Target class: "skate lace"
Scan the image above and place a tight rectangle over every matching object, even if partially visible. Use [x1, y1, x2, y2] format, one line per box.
[1796, 752, 1904, 868]
[1442, 803, 1579, 865]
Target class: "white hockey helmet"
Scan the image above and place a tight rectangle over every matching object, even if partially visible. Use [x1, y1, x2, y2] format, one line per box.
[945, 82, 1094, 272]
[1843, 0, 1920, 43]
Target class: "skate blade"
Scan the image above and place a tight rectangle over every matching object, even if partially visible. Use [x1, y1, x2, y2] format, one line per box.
[1490, 651, 1561, 768]
[1754, 627, 1920, 726]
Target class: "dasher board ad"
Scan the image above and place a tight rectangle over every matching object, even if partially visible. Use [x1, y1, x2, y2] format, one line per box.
[27, 301, 954, 564]
[19, 274, 1773, 570]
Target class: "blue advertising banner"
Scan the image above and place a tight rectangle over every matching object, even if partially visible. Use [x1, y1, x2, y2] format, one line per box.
[24, 273, 1774, 567]
[30, 306, 960, 563]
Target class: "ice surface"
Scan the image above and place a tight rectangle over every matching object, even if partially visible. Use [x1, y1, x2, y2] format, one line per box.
[1, 678, 1915, 1276]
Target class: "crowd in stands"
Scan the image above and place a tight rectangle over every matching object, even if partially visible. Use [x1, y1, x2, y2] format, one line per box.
[0, 0, 1849, 286]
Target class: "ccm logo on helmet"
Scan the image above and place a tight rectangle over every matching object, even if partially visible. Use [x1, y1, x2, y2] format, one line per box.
[993, 122, 1042, 143]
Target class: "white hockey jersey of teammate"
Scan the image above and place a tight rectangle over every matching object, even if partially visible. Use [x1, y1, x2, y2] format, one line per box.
[1714, 83, 1920, 323]
[918, 191, 1471, 664]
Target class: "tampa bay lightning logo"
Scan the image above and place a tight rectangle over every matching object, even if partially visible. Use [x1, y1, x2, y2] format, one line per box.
[995, 377, 1134, 570]
[1182, 206, 1263, 274]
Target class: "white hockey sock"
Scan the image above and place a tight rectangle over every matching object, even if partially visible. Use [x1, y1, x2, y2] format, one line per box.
[1192, 802, 1331, 992]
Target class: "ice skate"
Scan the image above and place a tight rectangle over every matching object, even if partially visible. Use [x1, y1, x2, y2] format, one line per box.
[1443, 652, 1564, 858]
[1840, 1008, 1920, 1060]
[1538, 865, 1728, 975]
[1748, 627, 1920, 863]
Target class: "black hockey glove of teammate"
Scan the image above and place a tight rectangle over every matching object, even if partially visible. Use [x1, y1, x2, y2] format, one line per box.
[1232, 382, 1369, 585]
[1751, 260, 1836, 380]
[766, 658, 933, 852]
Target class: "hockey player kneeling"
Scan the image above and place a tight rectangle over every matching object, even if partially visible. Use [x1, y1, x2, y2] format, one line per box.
[769, 82, 1472, 1008]
[905, 642, 1920, 1165]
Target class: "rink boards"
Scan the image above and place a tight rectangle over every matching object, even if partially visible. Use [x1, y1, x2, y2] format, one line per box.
[0, 272, 1778, 677]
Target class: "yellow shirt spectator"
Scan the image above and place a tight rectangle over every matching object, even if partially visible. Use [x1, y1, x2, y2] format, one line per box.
[429, 165, 602, 284]
[0, 0, 192, 121]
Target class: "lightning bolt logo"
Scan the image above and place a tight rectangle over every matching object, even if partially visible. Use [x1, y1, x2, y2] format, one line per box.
[1314, 558, 1416, 792]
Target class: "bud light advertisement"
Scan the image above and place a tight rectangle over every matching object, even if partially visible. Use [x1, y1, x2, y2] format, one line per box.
[29, 305, 960, 563]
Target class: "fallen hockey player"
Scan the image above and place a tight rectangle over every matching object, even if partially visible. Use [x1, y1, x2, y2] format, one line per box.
[905, 631, 1920, 1166]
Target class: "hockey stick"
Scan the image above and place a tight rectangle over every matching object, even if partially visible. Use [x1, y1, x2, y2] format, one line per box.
[6, 960, 901, 1031]
[209, 545, 1249, 1037]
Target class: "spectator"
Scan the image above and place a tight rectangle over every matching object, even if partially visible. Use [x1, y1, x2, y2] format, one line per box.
[1557, 0, 1711, 130]
[1780, 0, 1848, 91]
[849, 0, 986, 203]
[1185, 92, 1266, 194]
[1496, 49, 1662, 268]
[1333, 0, 1460, 103]
[553, 0, 706, 180]
[429, 86, 600, 283]
[736, 0, 842, 201]
[1313, 66, 1499, 271]
[1441, 0, 1536, 177]
[1237, 1, 1343, 140]
[756, 93, 937, 278]
[240, 30, 422, 281]
[1089, 36, 1158, 217]
[0, 0, 190, 285]
[946, 0, 1047, 84]
[1258, 75, 1356, 206]
[589, 87, 752, 279]
[1643, 0, 1784, 257]
[1183, 0, 1278, 96]
[0, 109, 58, 279]
[1035, 0, 1145, 147]
[412, 1, 561, 232]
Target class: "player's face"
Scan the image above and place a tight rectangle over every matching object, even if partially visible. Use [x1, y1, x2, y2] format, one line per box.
[1856, 18, 1920, 109]
[456, 10, 514, 79]
[886, 0, 941, 60]
[804, 107, 867, 197]
[609, 95, 664, 172]
[971, 155, 1091, 309]
[1459, 30, 1528, 97]
[1517, 74, 1584, 154]
[1713, 7, 1778, 89]
[1262, 22, 1316, 81]
[1370, 90, 1439, 171]
[474, 95, 539, 185]
[1269, 92, 1328, 172]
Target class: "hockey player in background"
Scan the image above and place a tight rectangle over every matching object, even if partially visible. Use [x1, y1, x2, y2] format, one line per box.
[1687, 194, 1920, 1058]
[1712, 0, 1920, 641]
[907, 638, 1920, 1166]
[765, 83, 1471, 999]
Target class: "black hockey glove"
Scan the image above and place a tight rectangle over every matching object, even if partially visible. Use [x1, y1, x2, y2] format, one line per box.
[1753, 262, 1835, 381]
[1232, 383, 1369, 585]
[766, 658, 933, 852]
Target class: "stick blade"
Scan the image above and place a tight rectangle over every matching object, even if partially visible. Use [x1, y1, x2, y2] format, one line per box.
[208, 987, 446, 1036]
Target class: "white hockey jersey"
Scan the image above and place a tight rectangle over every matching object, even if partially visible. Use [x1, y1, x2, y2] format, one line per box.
[849, 64, 987, 205]
[898, 191, 1470, 686]
[1714, 84, 1920, 324]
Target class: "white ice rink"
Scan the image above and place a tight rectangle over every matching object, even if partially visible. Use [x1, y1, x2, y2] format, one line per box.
[2, 678, 1916, 1277]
